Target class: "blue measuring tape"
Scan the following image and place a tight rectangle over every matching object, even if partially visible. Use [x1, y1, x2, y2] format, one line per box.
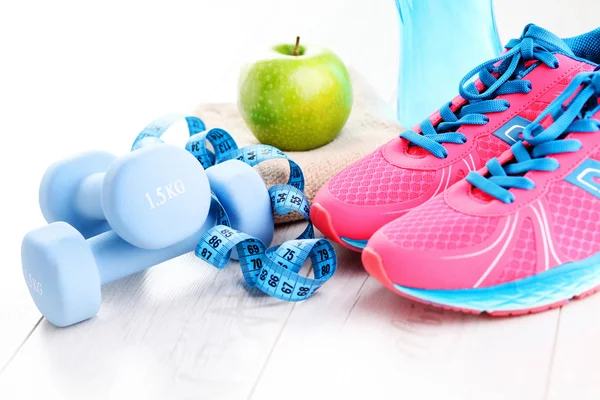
[131, 114, 207, 151]
[197, 227, 335, 301]
[195, 185, 333, 300]
[132, 115, 337, 301]
[186, 128, 239, 168]
[220, 145, 305, 191]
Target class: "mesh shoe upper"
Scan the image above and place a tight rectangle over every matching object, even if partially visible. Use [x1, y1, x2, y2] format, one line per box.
[327, 148, 435, 206]
[381, 196, 500, 251]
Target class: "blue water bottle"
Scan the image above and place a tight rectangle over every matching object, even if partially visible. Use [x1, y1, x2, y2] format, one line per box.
[396, 0, 502, 127]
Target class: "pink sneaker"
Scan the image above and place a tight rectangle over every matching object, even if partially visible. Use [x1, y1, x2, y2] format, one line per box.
[363, 70, 600, 315]
[312, 24, 598, 251]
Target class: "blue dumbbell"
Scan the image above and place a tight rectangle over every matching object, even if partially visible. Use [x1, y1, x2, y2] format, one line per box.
[39, 144, 212, 250]
[22, 160, 274, 327]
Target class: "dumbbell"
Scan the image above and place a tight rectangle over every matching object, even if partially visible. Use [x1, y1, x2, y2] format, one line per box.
[39, 144, 212, 249]
[22, 160, 275, 327]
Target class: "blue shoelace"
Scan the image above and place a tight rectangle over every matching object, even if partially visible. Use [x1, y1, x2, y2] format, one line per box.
[467, 71, 600, 203]
[401, 25, 567, 159]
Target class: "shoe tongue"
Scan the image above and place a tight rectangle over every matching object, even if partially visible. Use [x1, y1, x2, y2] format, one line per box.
[521, 24, 574, 56]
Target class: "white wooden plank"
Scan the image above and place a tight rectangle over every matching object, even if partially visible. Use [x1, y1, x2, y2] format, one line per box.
[251, 265, 561, 400]
[0, 223, 331, 399]
[546, 295, 600, 400]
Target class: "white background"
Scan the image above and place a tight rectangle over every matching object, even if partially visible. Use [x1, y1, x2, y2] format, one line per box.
[0, 0, 599, 399]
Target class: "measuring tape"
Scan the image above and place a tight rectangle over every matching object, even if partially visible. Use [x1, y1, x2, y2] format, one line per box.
[220, 145, 305, 191]
[196, 185, 334, 301]
[131, 114, 207, 151]
[131, 115, 337, 301]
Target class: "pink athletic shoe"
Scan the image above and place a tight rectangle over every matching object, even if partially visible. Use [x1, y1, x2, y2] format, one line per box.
[312, 24, 599, 251]
[363, 70, 600, 315]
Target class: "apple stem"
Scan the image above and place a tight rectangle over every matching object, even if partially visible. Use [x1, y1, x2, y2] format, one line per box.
[293, 36, 300, 56]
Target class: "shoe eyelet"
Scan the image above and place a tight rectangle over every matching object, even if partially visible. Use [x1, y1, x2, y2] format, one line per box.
[504, 100, 511, 109]
[527, 82, 533, 92]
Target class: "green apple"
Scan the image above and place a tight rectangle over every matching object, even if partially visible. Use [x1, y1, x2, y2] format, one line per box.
[238, 39, 353, 151]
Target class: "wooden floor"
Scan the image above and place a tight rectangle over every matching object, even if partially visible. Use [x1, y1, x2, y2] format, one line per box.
[1, 1, 600, 399]
[2, 221, 600, 399]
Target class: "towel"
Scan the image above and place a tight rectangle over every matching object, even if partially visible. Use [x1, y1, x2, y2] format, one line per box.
[192, 68, 404, 224]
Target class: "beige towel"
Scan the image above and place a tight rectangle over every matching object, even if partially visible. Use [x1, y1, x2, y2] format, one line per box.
[193, 69, 404, 223]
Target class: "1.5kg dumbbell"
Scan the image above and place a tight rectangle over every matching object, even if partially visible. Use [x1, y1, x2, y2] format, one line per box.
[23, 160, 275, 327]
[39, 144, 211, 249]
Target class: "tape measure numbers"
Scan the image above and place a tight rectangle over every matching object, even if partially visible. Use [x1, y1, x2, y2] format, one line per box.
[186, 128, 238, 169]
[197, 226, 335, 301]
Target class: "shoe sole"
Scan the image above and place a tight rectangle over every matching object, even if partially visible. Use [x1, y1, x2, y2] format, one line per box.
[362, 247, 600, 316]
[311, 203, 367, 252]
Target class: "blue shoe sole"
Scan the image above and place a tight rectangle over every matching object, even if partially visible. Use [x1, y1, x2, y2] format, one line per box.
[392, 253, 600, 315]
[340, 236, 368, 250]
